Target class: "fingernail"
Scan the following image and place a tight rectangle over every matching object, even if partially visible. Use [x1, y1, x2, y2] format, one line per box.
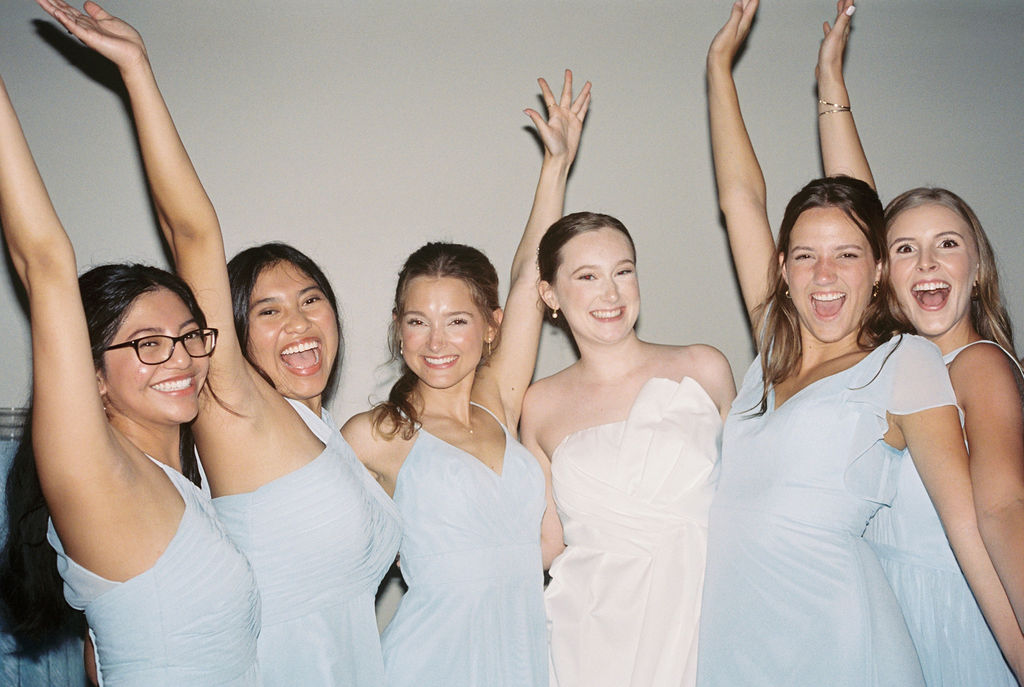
[846, 5, 855, 16]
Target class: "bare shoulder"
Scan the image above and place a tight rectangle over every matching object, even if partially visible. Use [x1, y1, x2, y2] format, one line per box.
[949, 342, 1022, 406]
[341, 408, 415, 493]
[521, 364, 584, 452]
[647, 342, 731, 381]
[523, 365, 582, 420]
[650, 342, 736, 414]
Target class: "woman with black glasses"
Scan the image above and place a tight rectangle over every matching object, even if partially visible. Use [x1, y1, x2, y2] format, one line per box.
[0, 65, 261, 685]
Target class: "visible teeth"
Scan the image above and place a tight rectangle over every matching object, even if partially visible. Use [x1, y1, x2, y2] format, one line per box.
[811, 292, 844, 302]
[152, 377, 193, 392]
[912, 281, 950, 292]
[282, 341, 319, 355]
[425, 355, 457, 365]
[592, 308, 622, 319]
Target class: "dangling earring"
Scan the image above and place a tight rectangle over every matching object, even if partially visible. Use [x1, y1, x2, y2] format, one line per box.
[551, 307, 559, 319]
[399, 339, 404, 356]
[971, 281, 979, 300]
[872, 281, 879, 299]
[486, 338, 492, 357]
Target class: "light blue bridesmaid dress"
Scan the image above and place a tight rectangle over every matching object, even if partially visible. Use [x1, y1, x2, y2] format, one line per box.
[381, 403, 547, 687]
[866, 340, 1020, 686]
[47, 458, 261, 686]
[213, 398, 402, 687]
[697, 335, 955, 687]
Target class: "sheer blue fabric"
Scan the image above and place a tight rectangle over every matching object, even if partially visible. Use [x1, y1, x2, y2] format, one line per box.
[698, 336, 954, 686]
[865, 340, 1020, 686]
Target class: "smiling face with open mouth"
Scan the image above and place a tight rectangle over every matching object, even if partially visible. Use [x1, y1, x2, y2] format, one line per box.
[887, 203, 980, 351]
[542, 226, 640, 348]
[398, 275, 498, 393]
[781, 206, 882, 353]
[98, 288, 210, 432]
[245, 261, 339, 409]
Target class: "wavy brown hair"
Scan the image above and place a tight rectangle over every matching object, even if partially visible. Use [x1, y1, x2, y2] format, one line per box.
[751, 177, 911, 414]
[371, 242, 501, 439]
[885, 187, 1016, 357]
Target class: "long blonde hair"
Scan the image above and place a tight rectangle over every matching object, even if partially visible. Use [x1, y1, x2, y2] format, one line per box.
[885, 187, 1016, 357]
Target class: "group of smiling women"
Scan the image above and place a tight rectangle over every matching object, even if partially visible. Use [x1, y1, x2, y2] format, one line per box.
[1, 0, 1022, 686]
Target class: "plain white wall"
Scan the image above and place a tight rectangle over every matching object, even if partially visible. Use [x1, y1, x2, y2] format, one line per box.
[1, 0, 1022, 627]
[2, 1, 1023, 418]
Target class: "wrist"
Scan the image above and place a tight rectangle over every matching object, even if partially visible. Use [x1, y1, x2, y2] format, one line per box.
[541, 153, 572, 176]
[116, 50, 154, 84]
[816, 71, 847, 93]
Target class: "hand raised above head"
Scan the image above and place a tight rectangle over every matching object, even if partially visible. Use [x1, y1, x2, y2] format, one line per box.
[817, 0, 856, 82]
[708, 0, 759, 69]
[36, 0, 148, 71]
[523, 69, 591, 165]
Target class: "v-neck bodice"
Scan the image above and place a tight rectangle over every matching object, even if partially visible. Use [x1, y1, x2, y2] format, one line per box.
[698, 334, 957, 686]
[382, 403, 547, 686]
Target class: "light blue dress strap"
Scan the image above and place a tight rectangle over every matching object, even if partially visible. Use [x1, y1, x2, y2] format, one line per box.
[212, 397, 401, 687]
[47, 457, 261, 686]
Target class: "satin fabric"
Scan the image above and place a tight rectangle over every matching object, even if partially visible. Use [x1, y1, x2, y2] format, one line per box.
[546, 376, 721, 687]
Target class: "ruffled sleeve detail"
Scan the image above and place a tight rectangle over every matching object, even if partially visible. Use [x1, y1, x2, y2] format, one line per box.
[844, 335, 957, 506]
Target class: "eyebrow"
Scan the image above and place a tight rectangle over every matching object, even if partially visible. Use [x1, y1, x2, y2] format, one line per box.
[789, 244, 865, 253]
[402, 310, 475, 318]
[123, 318, 198, 340]
[887, 230, 966, 247]
[250, 285, 323, 309]
[569, 259, 635, 275]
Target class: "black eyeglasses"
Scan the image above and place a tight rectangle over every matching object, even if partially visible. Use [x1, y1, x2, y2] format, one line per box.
[103, 328, 218, 365]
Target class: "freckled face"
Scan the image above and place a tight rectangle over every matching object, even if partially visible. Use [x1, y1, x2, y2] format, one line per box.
[781, 207, 881, 350]
[887, 204, 980, 350]
[98, 288, 209, 429]
[542, 227, 639, 346]
[246, 262, 338, 405]
[399, 276, 496, 392]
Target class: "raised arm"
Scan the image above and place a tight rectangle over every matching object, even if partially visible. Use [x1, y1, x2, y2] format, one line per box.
[897, 406, 1024, 679]
[0, 73, 119, 530]
[816, 0, 875, 187]
[950, 344, 1024, 635]
[519, 380, 566, 568]
[476, 70, 590, 430]
[706, 0, 775, 334]
[37, 1, 249, 390]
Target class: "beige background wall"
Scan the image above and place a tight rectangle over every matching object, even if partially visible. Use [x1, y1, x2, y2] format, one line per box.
[1, 0, 1022, 616]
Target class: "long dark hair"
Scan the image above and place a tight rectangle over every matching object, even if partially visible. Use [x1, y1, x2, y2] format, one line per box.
[227, 242, 343, 403]
[1, 264, 206, 640]
[372, 242, 501, 440]
[753, 177, 911, 413]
